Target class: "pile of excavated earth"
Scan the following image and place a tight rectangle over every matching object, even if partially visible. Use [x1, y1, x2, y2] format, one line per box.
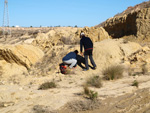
[0, 1, 150, 113]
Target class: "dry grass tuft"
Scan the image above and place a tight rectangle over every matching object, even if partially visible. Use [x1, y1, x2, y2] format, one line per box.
[33, 105, 57, 113]
[38, 81, 57, 90]
[66, 99, 101, 112]
[103, 65, 124, 80]
[86, 75, 102, 88]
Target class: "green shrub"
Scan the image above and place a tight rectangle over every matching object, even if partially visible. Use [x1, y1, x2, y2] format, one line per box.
[132, 74, 137, 76]
[74, 25, 78, 27]
[89, 90, 98, 100]
[38, 81, 57, 90]
[132, 80, 139, 88]
[86, 76, 102, 88]
[83, 86, 98, 100]
[103, 65, 124, 80]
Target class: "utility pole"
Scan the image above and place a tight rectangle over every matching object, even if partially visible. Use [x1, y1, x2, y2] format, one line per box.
[2, 0, 11, 37]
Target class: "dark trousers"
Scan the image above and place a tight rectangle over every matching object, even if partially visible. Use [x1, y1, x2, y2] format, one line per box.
[84, 49, 96, 70]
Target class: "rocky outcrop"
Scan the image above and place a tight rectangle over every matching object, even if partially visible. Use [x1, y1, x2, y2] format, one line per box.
[32, 27, 110, 50]
[97, 1, 150, 40]
[75, 27, 110, 42]
[0, 44, 44, 79]
[124, 45, 150, 73]
[136, 8, 150, 39]
[0, 27, 110, 50]
[0, 44, 44, 70]
[32, 27, 82, 50]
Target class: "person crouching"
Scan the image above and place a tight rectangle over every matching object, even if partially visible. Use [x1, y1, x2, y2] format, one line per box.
[62, 50, 78, 69]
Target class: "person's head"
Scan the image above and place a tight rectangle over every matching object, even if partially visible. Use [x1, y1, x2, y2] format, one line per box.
[74, 50, 78, 54]
[80, 32, 85, 38]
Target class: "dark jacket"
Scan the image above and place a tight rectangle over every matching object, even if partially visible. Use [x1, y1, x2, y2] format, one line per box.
[80, 36, 93, 52]
[62, 52, 77, 61]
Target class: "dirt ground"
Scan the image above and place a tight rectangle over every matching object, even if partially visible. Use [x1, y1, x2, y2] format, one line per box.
[59, 88, 150, 113]
[1, 28, 150, 113]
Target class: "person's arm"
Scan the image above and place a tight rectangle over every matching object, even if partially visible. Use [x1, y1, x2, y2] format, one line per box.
[80, 40, 83, 56]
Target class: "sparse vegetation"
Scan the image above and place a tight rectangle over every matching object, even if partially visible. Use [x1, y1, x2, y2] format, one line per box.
[86, 75, 102, 88]
[132, 73, 137, 76]
[83, 86, 98, 100]
[84, 86, 90, 95]
[89, 90, 98, 100]
[132, 80, 139, 88]
[54, 25, 61, 27]
[66, 99, 101, 112]
[38, 81, 57, 90]
[103, 65, 124, 80]
[33, 105, 56, 113]
[1, 1, 150, 112]
[74, 25, 78, 27]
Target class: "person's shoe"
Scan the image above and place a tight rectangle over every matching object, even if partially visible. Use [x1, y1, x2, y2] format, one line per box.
[83, 69, 89, 71]
[93, 67, 97, 70]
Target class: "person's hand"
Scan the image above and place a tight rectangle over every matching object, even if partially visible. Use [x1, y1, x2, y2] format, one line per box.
[80, 52, 83, 56]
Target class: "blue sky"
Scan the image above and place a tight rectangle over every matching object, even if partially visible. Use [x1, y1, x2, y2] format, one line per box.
[0, 0, 148, 27]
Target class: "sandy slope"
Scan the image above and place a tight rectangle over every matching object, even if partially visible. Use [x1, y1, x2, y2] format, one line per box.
[1, 28, 150, 113]
[1, 69, 150, 113]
